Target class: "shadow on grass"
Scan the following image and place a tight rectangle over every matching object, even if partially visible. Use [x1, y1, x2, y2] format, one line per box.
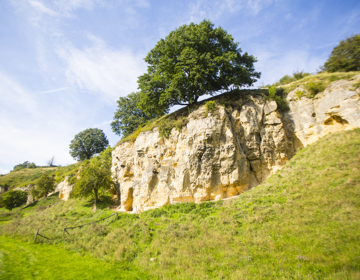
[82, 194, 113, 210]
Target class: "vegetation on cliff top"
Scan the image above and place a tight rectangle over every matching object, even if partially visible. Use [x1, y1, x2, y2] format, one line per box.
[1, 129, 359, 279]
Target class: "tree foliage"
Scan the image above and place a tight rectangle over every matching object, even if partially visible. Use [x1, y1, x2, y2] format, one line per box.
[69, 128, 109, 161]
[12, 161, 36, 172]
[111, 92, 166, 138]
[31, 173, 55, 199]
[322, 34, 360, 72]
[138, 20, 260, 113]
[71, 147, 114, 206]
[0, 190, 28, 210]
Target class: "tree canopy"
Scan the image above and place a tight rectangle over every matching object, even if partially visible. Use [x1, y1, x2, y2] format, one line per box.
[111, 92, 167, 138]
[12, 161, 36, 172]
[71, 147, 114, 207]
[322, 34, 360, 72]
[31, 173, 55, 199]
[0, 190, 28, 210]
[137, 19, 260, 113]
[69, 128, 109, 161]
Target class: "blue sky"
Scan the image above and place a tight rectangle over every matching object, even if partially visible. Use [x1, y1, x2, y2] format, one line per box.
[0, 0, 359, 174]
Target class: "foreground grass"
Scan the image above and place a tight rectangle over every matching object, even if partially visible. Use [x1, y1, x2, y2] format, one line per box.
[0, 236, 148, 280]
[1, 129, 360, 279]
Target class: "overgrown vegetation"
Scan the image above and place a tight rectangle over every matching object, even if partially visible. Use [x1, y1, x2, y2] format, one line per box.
[204, 100, 216, 117]
[1, 129, 359, 279]
[321, 34, 360, 73]
[267, 86, 289, 112]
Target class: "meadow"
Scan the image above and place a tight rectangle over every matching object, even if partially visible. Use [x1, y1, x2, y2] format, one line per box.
[1, 129, 360, 279]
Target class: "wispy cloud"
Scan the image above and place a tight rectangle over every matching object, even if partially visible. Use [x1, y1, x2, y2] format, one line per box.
[28, 0, 58, 16]
[188, 0, 279, 22]
[57, 35, 146, 102]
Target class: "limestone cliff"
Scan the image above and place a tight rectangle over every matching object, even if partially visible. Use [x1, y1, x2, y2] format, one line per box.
[111, 76, 360, 213]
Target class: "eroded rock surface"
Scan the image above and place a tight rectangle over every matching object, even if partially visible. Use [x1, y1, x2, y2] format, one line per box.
[55, 177, 73, 201]
[112, 77, 360, 213]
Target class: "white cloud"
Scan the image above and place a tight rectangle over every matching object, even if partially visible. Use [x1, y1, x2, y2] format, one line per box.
[254, 48, 326, 86]
[188, 0, 278, 22]
[57, 35, 147, 102]
[28, 0, 58, 16]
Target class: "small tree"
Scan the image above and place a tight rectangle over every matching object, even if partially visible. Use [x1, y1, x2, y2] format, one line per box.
[111, 92, 166, 138]
[47, 156, 55, 167]
[31, 173, 55, 199]
[69, 128, 109, 161]
[138, 19, 260, 114]
[322, 34, 360, 72]
[71, 147, 114, 208]
[0, 190, 28, 210]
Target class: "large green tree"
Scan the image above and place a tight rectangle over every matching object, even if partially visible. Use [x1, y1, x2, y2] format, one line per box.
[71, 147, 114, 207]
[111, 92, 167, 138]
[0, 190, 28, 210]
[138, 19, 260, 113]
[322, 34, 360, 72]
[31, 173, 55, 199]
[69, 128, 109, 161]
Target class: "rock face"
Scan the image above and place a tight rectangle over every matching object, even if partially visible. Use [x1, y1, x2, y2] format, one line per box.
[285, 77, 360, 147]
[55, 177, 73, 201]
[112, 77, 360, 213]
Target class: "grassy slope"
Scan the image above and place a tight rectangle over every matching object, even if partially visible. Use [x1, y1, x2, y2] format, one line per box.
[0, 236, 148, 280]
[1, 129, 360, 279]
[275, 71, 360, 92]
[0, 164, 80, 189]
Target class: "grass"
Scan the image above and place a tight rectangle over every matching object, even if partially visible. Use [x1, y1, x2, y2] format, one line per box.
[0, 236, 148, 279]
[0, 163, 80, 189]
[280, 71, 360, 93]
[1, 129, 360, 279]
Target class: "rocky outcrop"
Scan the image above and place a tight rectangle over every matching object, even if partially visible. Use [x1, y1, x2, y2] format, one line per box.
[285, 76, 360, 147]
[112, 76, 360, 213]
[55, 177, 73, 201]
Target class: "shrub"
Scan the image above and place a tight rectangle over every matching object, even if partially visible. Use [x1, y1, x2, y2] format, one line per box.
[279, 75, 295, 85]
[293, 70, 310, 80]
[268, 86, 289, 112]
[295, 90, 306, 99]
[0, 190, 28, 210]
[204, 100, 216, 117]
[305, 81, 326, 96]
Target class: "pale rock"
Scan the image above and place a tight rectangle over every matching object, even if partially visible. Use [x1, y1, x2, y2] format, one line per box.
[112, 77, 360, 213]
[55, 177, 73, 201]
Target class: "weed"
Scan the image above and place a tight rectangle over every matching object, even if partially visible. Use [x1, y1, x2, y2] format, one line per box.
[295, 90, 306, 99]
[305, 81, 326, 96]
[204, 100, 216, 117]
[350, 81, 360, 91]
[267, 86, 290, 112]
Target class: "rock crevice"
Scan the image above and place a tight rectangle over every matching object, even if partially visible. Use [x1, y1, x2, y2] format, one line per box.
[112, 76, 360, 213]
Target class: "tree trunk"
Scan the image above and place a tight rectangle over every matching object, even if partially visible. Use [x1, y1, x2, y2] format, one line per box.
[94, 189, 99, 210]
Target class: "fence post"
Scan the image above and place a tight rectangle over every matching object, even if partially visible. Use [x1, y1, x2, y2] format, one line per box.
[34, 229, 39, 243]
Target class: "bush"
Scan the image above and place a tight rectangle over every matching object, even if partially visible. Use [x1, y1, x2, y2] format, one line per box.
[204, 100, 216, 117]
[268, 86, 289, 112]
[293, 70, 310, 80]
[0, 190, 28, 210]
[305, 81, 326, 96]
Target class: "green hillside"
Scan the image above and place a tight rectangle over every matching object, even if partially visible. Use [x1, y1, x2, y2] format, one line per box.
[0, 164, 80, 189]
[1, 129, 360, 279]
